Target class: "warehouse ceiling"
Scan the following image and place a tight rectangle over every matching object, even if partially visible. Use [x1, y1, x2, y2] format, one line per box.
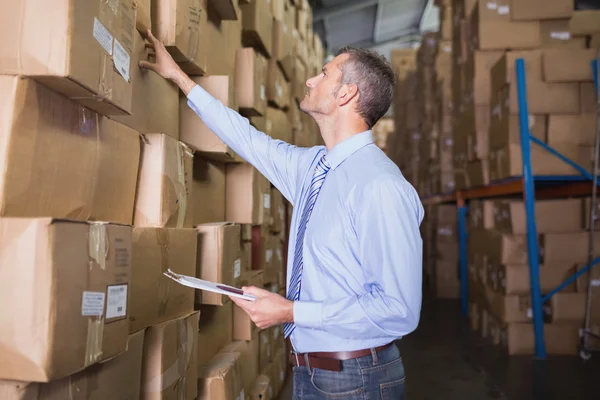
[308, 0, 432, 57]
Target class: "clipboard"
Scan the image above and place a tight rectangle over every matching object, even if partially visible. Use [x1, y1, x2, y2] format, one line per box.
[163, 269, 257, 301]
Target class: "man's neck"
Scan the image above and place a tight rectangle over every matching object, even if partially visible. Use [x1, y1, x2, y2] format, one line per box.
[316, 114, 369, 150]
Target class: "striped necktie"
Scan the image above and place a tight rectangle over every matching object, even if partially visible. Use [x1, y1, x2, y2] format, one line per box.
[284, 154, 331, 338]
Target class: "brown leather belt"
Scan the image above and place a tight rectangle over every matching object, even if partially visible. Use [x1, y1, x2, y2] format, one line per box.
[289, 342, 395, 372]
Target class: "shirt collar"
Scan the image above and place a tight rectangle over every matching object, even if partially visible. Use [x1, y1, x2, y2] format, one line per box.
[324, 130, 374, 170]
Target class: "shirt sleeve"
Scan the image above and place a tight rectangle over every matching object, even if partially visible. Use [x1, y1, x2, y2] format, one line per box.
[186, 84, 311, 205]
[293, 178, 424, 338]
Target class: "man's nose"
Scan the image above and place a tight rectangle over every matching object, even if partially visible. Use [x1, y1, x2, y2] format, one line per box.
[306, 76, 317, 88]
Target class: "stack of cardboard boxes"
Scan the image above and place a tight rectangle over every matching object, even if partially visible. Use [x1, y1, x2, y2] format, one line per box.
[0, 0, 324, 398]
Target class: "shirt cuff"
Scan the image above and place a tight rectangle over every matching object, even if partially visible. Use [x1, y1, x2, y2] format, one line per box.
[293, 301, 323, 329]
[186, 84, 215, 116]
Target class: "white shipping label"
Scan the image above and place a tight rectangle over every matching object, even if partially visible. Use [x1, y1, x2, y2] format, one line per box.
[264, 193, 271, 209]
[280, 371, 284, 382]
[550, 31, 571, 40]
[487, 2, 498, 10]
[260, 84, 266, 101]
[266, 249, 273, 263]
[82, 291, 106, 316]
[93, 17, 113, 55]
[276, 83, 283, 98]
[113, 39, 131, 82]
[528, 115, 536, 129]
[105, 284, 128, 319]
[497, 5, 510, 15]
[276, 248, 282, 261]
[234, 259, 242, 279]
[236, 389, 245, 400]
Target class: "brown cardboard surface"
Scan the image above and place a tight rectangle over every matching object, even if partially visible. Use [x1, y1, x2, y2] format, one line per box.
[112, 31, 180, 137]
[473, 51, 505, 105]
[0, 76, 140, 225]
[580, 83, 597, 114]
[206, 7, 241, 77]
[466, 159, 490, 187]
[489, 50, 543, 93]
[278, 7, 296, 80]
[497, 262, 577, 295]
[509, 0, 572, 21]
[0, 219, 131, 382]
[542, 232, 600, 264]
[129, 228, 197, 333]
[136, 0, 152, 33]
[141, 312, 199, 400]
[241, 0, 273, 58]
[539, 19, 587, 49]
[270, 188, 286, 233]
[542, 49, 596, 83]
[198, 303, 234, 367]
[469, 200, 495, 230]
[198, 352, 244, 400]
[208, 0, 239, 20]
[0, 0, 135, 116]
[134, 134, 194, 228]
[550, 293, 586, 324]
[234, 271, 264, 341]
[249, 375, 273, 400]
[180, 76, 243, 162]
[493, 199, 582, 235]
[293, 57, 308, 101]
[226, 163, 271, 225]
[267, 59, 291, 109]
[192, 156, 227, 224]
[222, 337, 260, 395]
[258, 328, 273, 372]
[236, 48, 268, 117]
[547, 115, 597, 147]
[153, 0, 208, 75]
[569, 10, 600, 36]
[475, 18, 541, 50]
[504, 323, 579, 355]
[489, 114, 546, 151]
[503, 78, 580, 114]
[0, 330, 145, 399]
[196, 223, 242, 305]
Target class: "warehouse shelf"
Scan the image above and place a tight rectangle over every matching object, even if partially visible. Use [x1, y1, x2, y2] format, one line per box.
[421, 58, 600, 361]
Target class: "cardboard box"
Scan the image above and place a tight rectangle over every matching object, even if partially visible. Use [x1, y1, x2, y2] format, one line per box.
[550, 293, 586, 324]
[196, 223, 242, 305]
[129, 228, 197, 333]
[241, 0, 273, 58]
[192, 156, 227, 224]
[490, 143, 589, 180]
[236, 48, 268, 117]
[273, 19, 294, 81]
[198, 303, 234, 366]
[226, 163, 271, 225]
[0, 76, 141, 225]
[180, 76, 243, 162]
[489, 114, 546, 151]
[569, 10, 600, 36]
[547, 115, 597, 147]
[258, 329, 273, 371]
[293, 57, 307, 101]
[502, 323, 579, 355]
[501, 80, 580, 115]
[266, 107, 293, 144]
[493, 198, 582, 234]
[112, 31, 180, 137]
[473, 51, 505, 105]
[206, 7, 242, 76]
[134, 134, 194, 228]
[222, 338, 260, 395]
[509, 0, 572, 21]
[0, 0, 135, 116]
[198, 352, 244, 400]
[466, 159, 490, 187]
[0, 219, 131, 382]
[539, 19, 587, 49]
[249, 375, 273, 400]
[0, 330, 145, 399]
[267, 59, 291, 109]
[153, 0, 208, 75]
[233, 271, 264, 341]
[141, 312, 199, 400]
[580, 83, 597, 114]
[469, 200, 495, 230]
[542, 49, 596, 83]
[136, 0, 152, 33]
[208, 0, 239, 20]
[496, 262, 578, 295]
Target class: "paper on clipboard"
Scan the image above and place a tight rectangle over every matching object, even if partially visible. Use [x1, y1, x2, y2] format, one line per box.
[163, 269, 257, 301]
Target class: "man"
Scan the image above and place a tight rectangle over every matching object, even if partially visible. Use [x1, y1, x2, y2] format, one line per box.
[141, 29, 423, 399]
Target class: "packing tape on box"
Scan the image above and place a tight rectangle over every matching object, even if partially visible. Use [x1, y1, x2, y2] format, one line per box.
[156, 229, 171, 316]
[89, 222, 109, 270]
[175, 143, 193, 228]
[85, 318, 105, 367]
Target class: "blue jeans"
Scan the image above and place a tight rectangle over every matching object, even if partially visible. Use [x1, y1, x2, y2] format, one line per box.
[292, 343, 405, 399]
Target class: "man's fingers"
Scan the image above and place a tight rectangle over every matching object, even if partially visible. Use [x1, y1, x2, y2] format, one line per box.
[138, 60, 157, 72]
[243, 286, 269, 297]
[144, 42, 155, 50]
[146, 28, 159, 44]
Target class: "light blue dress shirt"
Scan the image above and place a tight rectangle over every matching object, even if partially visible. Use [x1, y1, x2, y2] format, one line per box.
[187, 85, 424, 353]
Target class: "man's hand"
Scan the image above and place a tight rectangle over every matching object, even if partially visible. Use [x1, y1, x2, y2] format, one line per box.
[230, 286, 294, 330]
[139, 29, 196, 95]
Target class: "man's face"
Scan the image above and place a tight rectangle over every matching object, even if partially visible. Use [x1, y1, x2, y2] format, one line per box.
[299, 54, 349, 116]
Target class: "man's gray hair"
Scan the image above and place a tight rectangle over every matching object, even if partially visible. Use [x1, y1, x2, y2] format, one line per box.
[334, 46, 395, 129]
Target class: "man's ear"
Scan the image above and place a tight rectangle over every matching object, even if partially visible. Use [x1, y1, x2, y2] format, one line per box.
[338, 83, 359, 107]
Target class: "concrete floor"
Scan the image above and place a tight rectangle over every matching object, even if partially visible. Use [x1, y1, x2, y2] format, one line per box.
[278, 295, 600, 399]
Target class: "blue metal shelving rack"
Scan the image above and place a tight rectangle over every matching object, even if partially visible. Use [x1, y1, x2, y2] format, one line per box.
[423, 57, 600, 360]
